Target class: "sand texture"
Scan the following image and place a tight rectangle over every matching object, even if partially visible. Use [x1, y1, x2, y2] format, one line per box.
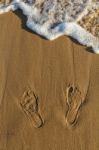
[0, 11, 99, 150]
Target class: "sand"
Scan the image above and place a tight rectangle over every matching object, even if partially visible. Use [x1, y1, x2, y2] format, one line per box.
[0, 11, 99, 150]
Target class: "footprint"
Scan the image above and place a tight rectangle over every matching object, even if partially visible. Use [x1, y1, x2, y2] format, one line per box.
[20, 87, 43, 128]
[65, 85, 83, 128]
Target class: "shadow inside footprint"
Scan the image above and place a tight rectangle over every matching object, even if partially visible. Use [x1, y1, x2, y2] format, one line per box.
[65, 85, 83, 128]
[20, 87, 43, 128]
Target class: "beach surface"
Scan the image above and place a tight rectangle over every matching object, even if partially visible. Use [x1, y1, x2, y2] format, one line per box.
[0, 11, 99, 150]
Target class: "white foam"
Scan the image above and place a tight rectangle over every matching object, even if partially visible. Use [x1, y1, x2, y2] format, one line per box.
[0, 0, 99, 53]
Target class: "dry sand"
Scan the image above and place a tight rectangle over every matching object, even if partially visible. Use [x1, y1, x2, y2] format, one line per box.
[0, 10, 99, 150]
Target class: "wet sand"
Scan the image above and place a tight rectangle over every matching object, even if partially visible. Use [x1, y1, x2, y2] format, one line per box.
[0, 11, 99, 150]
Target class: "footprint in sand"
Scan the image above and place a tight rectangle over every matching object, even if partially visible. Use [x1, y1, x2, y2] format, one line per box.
[20, 87, 43, 128]
[65, 85, 83, 128]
